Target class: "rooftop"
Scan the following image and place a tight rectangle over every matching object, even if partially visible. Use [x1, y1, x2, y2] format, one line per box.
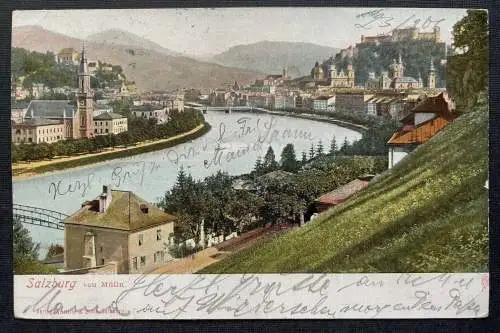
[318, 179, 370, 205]
[131, 104, 165, 112]
[93, 112, 127, 120]
[387, 116, 450, 145]
[314, 95, 334, 100]
[14, 118, 64, 127]
[412, 92, 455, 120]
[65, 190, 176, 231]
[25, 100, 76, 119]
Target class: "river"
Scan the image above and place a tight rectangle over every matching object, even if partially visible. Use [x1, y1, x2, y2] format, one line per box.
[12, 110, 362, 255]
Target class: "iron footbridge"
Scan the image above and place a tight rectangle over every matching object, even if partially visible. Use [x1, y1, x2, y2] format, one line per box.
[13, 204, 69, 230]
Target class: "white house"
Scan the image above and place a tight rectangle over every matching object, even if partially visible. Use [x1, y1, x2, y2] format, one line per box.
[313, 96, 335, 112]
[387, 92, 456, 169]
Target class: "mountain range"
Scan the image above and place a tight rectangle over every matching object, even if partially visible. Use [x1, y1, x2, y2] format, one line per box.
[209, 41, 340, 77]
[12, 26, 340, 91]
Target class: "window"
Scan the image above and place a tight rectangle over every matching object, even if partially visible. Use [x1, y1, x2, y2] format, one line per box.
[105, 129, 109, 133]
[154, 251, 164, 263]
[101, 258, 105, 265]
[140, 256, 146, 267]
[132, 257, 138, 270]
[138, 234, 143, 246]
[84, 232, 95, 257]
[156, 229, 162, 241]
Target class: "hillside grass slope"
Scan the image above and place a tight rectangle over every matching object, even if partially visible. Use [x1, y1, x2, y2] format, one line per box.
[202, 109, 488, 273]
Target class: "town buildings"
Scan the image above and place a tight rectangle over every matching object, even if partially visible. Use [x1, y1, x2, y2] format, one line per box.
[21, 46, 95, 140]
[312, 95, 335, 112]
[63, 186, 176, 274]
[12, 118, 66, 144]
[387, 92, 456, 169]
[93, 112, 128, 136]
[56, 48, 80, 65]
[131, 104, 169, 124]
[358, 26, 441, 46]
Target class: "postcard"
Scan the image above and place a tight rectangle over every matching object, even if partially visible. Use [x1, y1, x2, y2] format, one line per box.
[11, 7, 489, 319]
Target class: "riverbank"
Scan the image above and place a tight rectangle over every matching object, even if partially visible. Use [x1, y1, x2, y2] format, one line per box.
[268, 111, 368, 133]
[205, 107, 368, 133]
[12, 122, 211, 180]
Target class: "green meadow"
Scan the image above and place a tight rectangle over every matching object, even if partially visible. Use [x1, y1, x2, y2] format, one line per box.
[201, 108, 488, 273]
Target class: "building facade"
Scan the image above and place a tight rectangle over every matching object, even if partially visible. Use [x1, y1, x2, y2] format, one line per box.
[12, 118, 65, 144]
[57, 48, 80, 65]
[273, 95, 296, 109]
[335, 93, 373, 114]
[64, 186, 176, 274]
[313, 96, 335, 112]
[93, 112, 128, 136]
[329, 63, 355, 88]
[131, 105, 169, 124]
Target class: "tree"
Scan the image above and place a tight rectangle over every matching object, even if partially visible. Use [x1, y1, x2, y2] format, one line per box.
[447, 10, 488, 111]
[262, 146, 279, 173]
[329, 136, 338, 155]
[45, 244, 64, 260]
[340, 137, 349, 155]
[316, 140, 324, 156]
[309, 143, 315, 159]
[13, 219, 55, 274]
[301, 151, 308, 165]
[280, 143, 299, 172]
[254, 156, 264, 175]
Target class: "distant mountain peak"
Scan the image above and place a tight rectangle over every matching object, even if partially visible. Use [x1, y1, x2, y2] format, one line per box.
[86, 29, 182, 57]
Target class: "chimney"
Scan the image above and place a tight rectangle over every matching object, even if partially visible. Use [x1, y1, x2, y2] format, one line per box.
[98, 185, 112, 213]
[140, 204, 149, 214]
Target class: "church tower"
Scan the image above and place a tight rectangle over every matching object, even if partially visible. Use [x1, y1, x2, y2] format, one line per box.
[397, 52, 405, 77]
[76, 44, 94, 138]
[346, 61, 355, 88]
[428, 57, 436, 89]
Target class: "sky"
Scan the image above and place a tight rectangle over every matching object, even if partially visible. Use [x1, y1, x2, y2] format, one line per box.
[13, 8, 469, 56]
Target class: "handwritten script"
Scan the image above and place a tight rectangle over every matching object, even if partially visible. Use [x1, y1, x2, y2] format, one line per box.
[16, 273, 488, 319]
[46, 116, 314, 200]
[355, 8, 445, 33]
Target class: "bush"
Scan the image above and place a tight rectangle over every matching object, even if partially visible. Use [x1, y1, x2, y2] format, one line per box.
[168, 243, 203, 258]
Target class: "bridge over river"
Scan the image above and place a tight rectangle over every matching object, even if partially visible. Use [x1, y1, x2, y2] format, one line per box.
[13, 204, 68, 230]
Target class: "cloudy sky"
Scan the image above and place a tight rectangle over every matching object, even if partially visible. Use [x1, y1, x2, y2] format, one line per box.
[13, 7, 469, 56]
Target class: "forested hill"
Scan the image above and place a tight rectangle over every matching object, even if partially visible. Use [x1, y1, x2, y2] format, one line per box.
[11, 47, 125, 92]
[329, 40, 447, 87]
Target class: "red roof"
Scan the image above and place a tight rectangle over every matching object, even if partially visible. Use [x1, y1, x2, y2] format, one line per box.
[318, 179, 370, 205]
[388, 92, 457, 145]
[411, 92, 456, 121]
[388, 116, 450, 145]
